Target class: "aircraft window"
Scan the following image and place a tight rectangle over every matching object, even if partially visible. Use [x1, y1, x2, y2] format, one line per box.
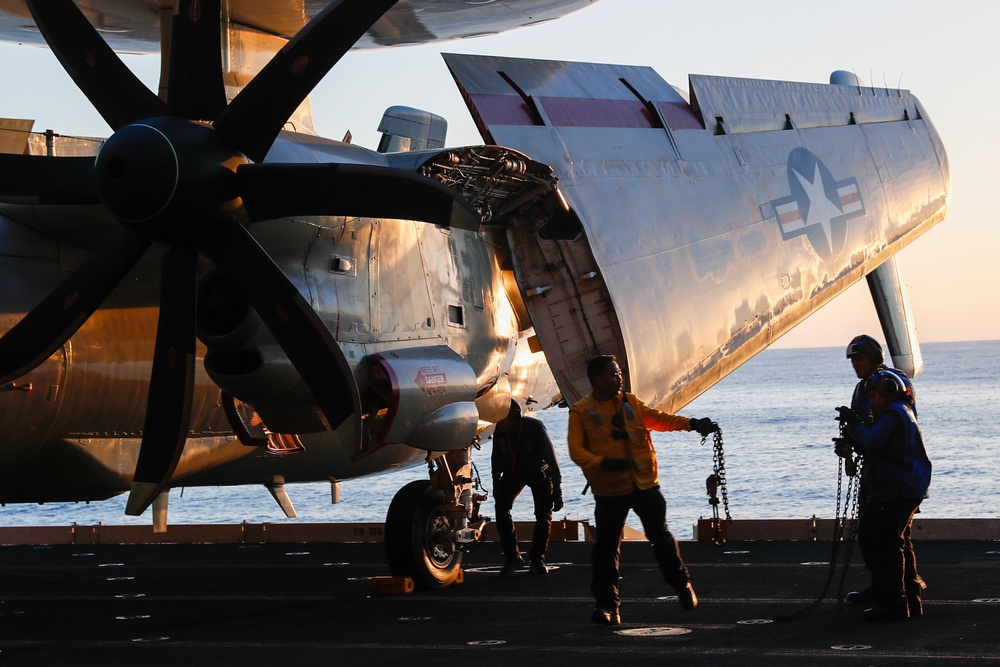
[448, 304, 465, 327]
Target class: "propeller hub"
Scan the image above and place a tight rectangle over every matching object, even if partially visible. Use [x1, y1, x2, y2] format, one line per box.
[95, 122, 177, 223]
[94, 116, 247, 247]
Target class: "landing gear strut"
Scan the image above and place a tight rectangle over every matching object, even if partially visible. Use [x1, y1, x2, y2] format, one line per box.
[384, 448, 488, 589]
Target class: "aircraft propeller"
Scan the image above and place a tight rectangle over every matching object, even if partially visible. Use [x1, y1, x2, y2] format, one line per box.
[0, 0, 480, 515]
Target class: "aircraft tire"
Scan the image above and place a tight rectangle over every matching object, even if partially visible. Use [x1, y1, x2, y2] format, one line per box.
[384, 479, 463, 589]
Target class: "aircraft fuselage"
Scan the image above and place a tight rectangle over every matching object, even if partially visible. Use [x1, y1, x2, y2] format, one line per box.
[0, 130, 546, 501]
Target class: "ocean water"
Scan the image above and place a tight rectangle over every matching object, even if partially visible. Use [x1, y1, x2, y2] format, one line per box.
[2, 340, 997, 535]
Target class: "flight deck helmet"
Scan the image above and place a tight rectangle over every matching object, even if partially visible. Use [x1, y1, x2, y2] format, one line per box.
[866, 369, 906, 402]
[886, 368, 916, 408]
[846, 334, 884, 365]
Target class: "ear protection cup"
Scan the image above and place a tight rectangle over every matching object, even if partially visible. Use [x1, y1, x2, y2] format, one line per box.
[847, 334, 884, 365]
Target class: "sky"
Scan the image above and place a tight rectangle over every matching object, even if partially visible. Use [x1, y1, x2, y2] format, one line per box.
[0, 0, 995, 350]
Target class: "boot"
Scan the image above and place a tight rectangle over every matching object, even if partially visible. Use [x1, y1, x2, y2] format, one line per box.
[528, 556, 549, 575]
[591, 606, 621, 625]
[500, 553, 524, 576]
[864, 599, 909, 622]
[846, 586, 874, 605]
[674, 581, 698, 611]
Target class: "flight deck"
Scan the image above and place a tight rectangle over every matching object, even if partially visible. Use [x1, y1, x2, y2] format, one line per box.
[1, 525, 997, 665]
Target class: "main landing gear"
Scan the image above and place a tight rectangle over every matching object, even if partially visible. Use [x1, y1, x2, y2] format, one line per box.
[384, 448, 488, 589]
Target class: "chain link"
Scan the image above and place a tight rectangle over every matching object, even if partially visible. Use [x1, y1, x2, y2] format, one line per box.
[712, 429, 732, 522]
[777, 417, 862, 620]
[703, 428, 732, 545]
[836, 454, 862, 602]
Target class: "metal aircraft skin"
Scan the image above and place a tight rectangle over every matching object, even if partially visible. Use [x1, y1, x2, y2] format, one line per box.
[0, 1, 949, 588]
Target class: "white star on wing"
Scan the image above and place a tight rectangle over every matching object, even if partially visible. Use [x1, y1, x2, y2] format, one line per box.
[794, 163, 842, 251]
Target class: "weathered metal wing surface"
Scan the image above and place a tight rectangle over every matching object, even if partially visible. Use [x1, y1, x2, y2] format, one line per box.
[0, 1, 599, 52]
[444, 53, 949, 411]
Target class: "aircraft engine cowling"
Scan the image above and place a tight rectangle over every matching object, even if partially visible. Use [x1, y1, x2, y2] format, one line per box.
[364, 346, 479, 452]
[196, 270, 352, 434]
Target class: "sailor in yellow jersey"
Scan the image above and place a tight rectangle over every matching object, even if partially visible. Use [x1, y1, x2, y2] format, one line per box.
[568, 354, 720, 625]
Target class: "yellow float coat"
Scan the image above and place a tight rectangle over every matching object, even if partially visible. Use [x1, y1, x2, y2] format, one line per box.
[568, 392, 691, 497]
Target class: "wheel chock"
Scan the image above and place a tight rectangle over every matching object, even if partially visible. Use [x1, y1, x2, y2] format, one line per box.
[368, 576, 415, 595]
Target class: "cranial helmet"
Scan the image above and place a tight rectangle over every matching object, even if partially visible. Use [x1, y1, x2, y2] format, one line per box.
[846, 334, 884, 365]
[867, 369, 905, 401]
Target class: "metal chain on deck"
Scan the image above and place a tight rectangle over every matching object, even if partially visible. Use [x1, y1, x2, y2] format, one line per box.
[835, 465, 863, 602]
[703, 429, 732, 546]
[777, 419, 862, 620]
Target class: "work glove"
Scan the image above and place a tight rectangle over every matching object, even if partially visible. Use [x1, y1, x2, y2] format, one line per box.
[690, 417, 720, 437]
[835, 406, 861, 427]
[832, 437, 854, 459]
[600, 457, 633, 472]
[552, 486, 564, 512]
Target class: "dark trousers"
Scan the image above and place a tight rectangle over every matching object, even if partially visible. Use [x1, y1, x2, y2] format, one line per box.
[591, 486, 689, 611]
[493, 476, 553, 560]
[858, 497, 923, 600]
[859, 496, 923, 609]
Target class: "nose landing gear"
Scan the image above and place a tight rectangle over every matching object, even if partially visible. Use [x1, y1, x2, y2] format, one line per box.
[385, 480, 464, 589]
[384, 448, 489, 589]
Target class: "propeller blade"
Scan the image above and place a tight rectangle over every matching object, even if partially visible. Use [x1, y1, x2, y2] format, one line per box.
[0, 229, 150, 384]
[166, 0, 227, 120]
[215, 0, 399, 162]
[25, 0, 166, 130]
[203, 218, 360, 431]
[125, 248, 198, 516]
[0, 154, 99, 205]
[236, 163, 481, 230]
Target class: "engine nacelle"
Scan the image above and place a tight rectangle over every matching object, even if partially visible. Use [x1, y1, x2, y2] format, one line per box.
[366, 346, 479, 451]
[196, 270, 350, 434]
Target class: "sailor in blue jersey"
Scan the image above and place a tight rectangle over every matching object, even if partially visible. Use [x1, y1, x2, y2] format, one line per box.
[840, 369, 931, 621]
[840, 335, 924, 612]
